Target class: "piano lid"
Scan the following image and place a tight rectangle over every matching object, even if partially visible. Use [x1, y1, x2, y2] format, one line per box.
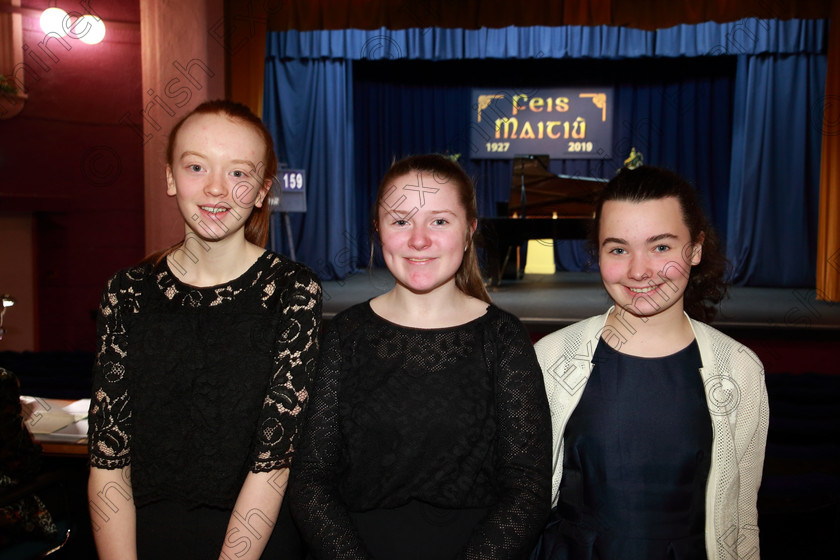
[509, 155, 607, 218]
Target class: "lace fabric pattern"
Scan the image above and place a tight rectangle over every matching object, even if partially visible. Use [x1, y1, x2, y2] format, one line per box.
[289, 302, 552, 560]
[88, 252, 322, 508]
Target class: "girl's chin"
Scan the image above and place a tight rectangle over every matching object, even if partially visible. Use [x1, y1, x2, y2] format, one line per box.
[395, 276, 457, 295]
[185, 226, 239, 244]
[619, 305, 657, 318]
[615, 299, 683, 320]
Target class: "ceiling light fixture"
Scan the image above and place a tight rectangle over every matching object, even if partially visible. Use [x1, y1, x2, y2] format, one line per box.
[39, 7, 69, 37]
[39, 6, 106, 45]
[76, 14, 106, 44]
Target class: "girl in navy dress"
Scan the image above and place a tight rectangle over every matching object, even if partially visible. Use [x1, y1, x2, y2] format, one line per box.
[533, 166, 768, 560]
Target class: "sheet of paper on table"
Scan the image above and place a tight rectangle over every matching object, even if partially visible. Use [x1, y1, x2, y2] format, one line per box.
[21, 396, 90, 441]
[36, 418, 89, 442]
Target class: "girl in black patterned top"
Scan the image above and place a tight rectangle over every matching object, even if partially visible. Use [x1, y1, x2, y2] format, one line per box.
[289, 154, 551, 559]
[87, 100, 322, 560]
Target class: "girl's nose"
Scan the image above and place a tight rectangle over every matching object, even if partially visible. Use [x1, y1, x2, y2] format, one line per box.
[628, 255, 653, 281]
[204, 172, 228, 197]
[408, 224, 431, 250]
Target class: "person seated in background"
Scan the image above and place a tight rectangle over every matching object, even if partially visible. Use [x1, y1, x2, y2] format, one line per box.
[0, 367, 58, 551]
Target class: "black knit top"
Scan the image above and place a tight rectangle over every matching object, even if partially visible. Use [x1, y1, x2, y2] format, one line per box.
[289, 301, 552, 560]
[87, 251, 322, 509]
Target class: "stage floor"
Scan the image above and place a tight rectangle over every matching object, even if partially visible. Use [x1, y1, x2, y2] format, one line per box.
[322, 269, 840, 334]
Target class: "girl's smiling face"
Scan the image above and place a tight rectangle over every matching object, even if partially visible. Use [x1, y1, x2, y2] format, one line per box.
[377, 171, 475, 296]
[598, 196, 703, 322]
[166, 112, 269, 243]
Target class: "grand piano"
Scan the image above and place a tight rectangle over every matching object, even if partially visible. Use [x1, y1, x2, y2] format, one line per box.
[478, 155, 607, 286]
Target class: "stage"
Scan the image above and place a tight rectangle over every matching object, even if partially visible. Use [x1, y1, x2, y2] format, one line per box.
[321, 269, 840, 376]
[322, 269, 840, 330]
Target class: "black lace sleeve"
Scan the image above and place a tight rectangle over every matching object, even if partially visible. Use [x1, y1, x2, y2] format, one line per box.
[462, 312, 552, 560]
[251, 265, 322, 472]
[288, 320, 373, 560]
[88, 268, 142, 469]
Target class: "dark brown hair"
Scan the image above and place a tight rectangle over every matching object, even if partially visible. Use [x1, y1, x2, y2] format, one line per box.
[148, 100, 276, 264]
[373, 154, 491, 304]
[590, 165, 728, 322]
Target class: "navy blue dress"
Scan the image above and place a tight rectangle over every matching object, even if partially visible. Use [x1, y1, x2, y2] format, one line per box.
[535, 338, 712, 560]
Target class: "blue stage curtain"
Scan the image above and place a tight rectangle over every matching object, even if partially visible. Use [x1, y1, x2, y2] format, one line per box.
[265, 19, 826, 285]
[351, 81, 477, 268]
[263, 58, 357, 280]
[269, 21, 823, 60]
[555, 58, 736, 272]
[352, 58, 735, 274]
[727, 53, 826, 286]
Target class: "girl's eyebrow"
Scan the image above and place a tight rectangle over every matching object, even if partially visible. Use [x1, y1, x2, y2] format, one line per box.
[647, 233, 678, 243]
[601, 236, 626, 246]
[179, 150, 206, 160]
[602, 233, 678, 247]
[179, 152, 257, 169]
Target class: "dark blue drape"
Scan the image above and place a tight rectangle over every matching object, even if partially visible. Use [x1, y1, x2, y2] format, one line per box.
[265, 19, 826, 286]
[268, 20, 824, 60]
[727, 53, 825, 286]
[263, 58, 357, 281]
[352, 57, 735, 273]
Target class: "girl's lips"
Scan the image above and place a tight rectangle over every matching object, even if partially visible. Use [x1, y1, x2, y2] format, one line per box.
[405, 257, 435, 263]
[198, 205, 230, 219]
[626, 284, 659, 294]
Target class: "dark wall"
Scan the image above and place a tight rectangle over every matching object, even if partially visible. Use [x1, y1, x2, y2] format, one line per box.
[0, 0, 144, 351]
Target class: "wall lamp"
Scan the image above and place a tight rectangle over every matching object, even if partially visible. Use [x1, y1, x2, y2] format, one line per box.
[0, 294, 14, 341]
[40, 5, 105, 45]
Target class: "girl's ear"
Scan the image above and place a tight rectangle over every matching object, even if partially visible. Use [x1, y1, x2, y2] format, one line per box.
[254, 179, 272, 208]
[166, 165, 176, 196]
[689, 232, 705, 266]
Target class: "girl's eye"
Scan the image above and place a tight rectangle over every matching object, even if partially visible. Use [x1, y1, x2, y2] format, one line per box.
[608, 247, 626, 255]
[189, 164, 203, 172]
[433, 218, 448, 226]
[232, 170, 246, 178]
[394, 219, 409, 226]
[654, 244, 670, 252]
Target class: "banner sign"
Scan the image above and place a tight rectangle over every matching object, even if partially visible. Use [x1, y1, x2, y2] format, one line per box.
[469, 87, 613, 159]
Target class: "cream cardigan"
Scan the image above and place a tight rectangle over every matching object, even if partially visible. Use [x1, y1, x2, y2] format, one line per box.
[534, 309, 768, 560]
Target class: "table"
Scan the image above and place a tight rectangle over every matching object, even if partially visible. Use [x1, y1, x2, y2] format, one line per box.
[21, 396, 89, 457]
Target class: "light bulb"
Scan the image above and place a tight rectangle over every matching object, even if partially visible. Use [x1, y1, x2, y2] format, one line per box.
[77, 14, 106, 45]
[40, 7, 69, 37]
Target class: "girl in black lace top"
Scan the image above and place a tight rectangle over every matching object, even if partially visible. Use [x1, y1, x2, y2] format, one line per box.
[289, 155, 551, 559]
[87, 101, 322, 560]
